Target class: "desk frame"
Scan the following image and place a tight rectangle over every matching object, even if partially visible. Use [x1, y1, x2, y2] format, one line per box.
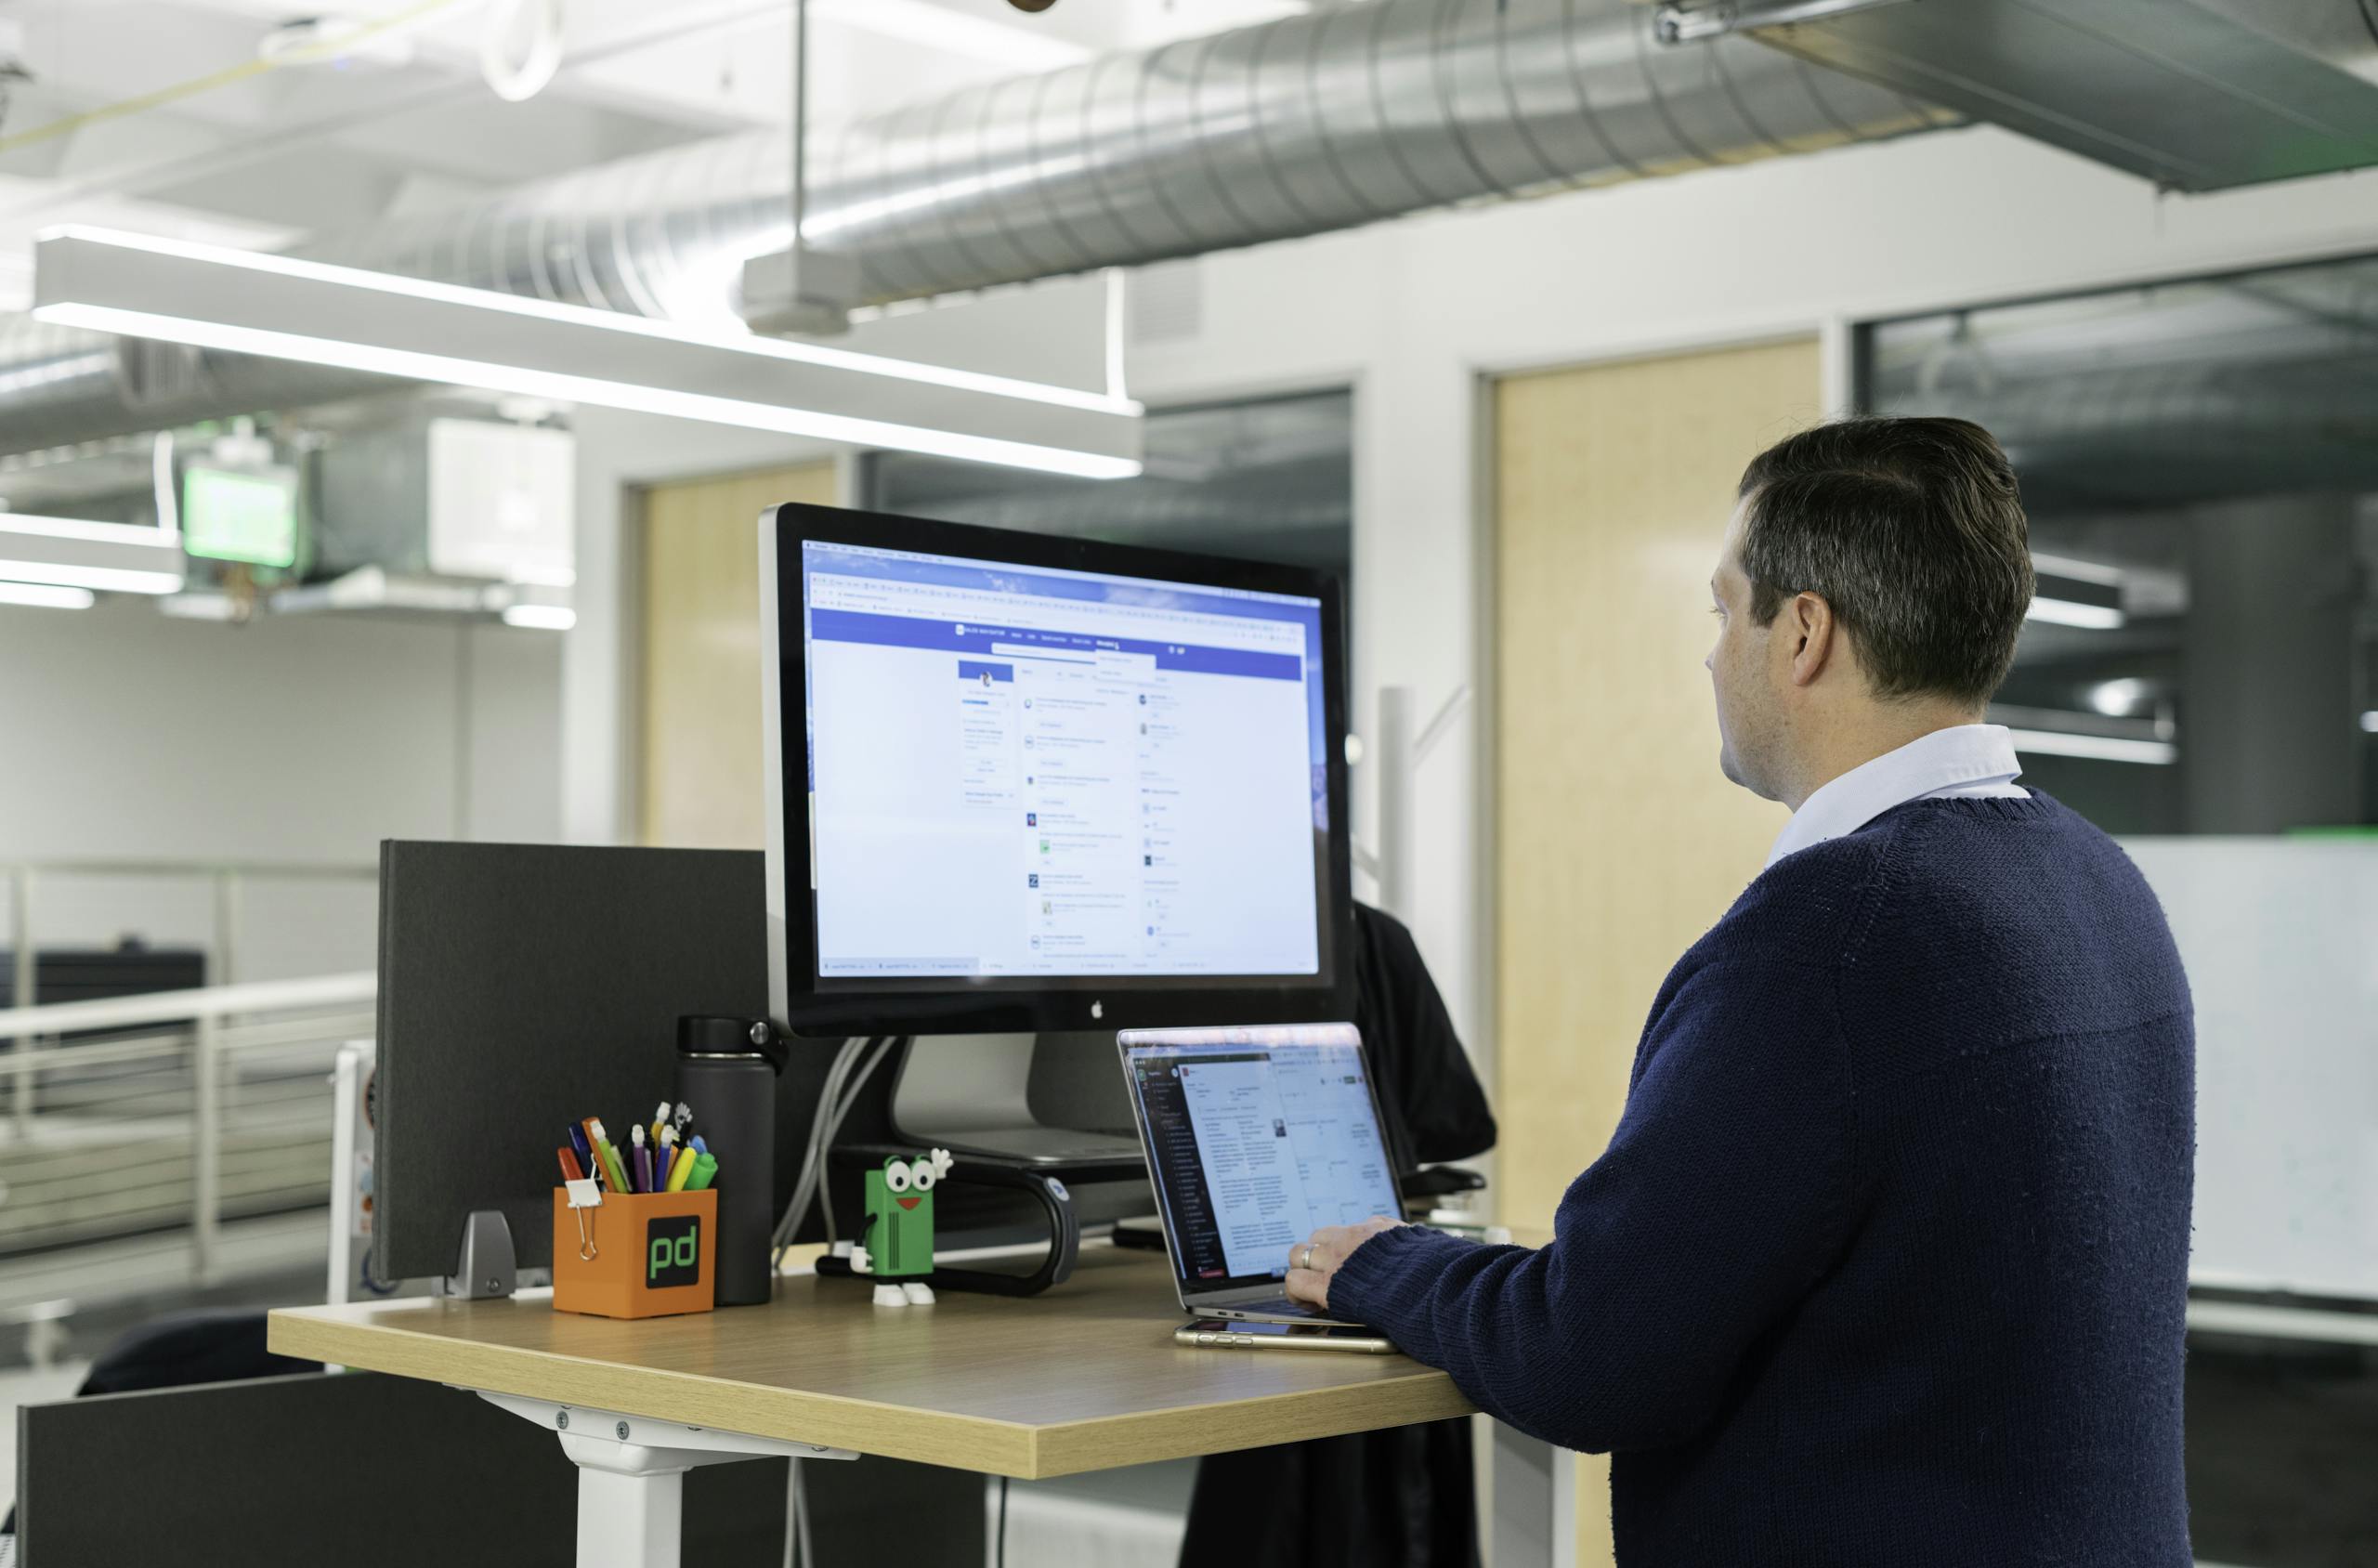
[273, 1246, 1577, 1568]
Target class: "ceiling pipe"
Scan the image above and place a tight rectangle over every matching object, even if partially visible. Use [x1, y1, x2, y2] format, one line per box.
[0, 0, 1954, 453]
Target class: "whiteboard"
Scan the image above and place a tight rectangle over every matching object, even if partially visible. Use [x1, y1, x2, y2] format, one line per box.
[2119, 837, 2378, 1301]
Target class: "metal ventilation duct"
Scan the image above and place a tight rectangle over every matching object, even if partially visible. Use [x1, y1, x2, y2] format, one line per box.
[2, 0, 1954, 453]
[1740, 0, 2378, 193]
[324, 0, 1949, 316]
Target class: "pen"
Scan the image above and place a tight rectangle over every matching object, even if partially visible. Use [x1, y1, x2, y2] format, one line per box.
[686, 1151, 717, 1191]
[557, 1147, 584, 1184]
[650, 1100, 673, 1149]
[665, 1146, 697, 1192]
[568, 1124, 595, 1173]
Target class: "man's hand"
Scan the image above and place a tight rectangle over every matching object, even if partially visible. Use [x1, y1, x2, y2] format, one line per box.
[1284, 1216, 1404, 1311]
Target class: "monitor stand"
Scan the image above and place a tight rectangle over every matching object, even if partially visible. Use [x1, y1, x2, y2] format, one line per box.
[889, 1031, 1142, 1167]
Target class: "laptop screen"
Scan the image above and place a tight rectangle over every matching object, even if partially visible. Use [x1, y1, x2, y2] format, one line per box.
[1119, 1024, 1402, 1290]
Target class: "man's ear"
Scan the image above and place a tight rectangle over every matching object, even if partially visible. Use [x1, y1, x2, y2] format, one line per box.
[1786, 592, 1838, 688]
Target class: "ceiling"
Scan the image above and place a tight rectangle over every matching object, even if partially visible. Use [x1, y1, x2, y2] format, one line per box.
[0, 0, 1314, 305]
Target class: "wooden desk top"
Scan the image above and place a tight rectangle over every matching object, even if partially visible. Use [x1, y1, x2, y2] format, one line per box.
[268, 1246, 1473, 1479]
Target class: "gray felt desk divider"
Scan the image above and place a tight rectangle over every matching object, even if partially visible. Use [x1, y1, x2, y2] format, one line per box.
[372, 841, 841, 1284]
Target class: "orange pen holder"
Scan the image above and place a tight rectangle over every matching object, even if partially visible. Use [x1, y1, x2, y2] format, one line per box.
[552, 1184, 717, 1320]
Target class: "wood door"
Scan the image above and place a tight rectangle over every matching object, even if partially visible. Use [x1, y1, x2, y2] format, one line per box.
[638, 463, 838, 849]
[1492, 337, 1821, 1564]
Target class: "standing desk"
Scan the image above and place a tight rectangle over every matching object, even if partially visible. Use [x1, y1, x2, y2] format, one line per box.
[269, 1243, 1577, 1568]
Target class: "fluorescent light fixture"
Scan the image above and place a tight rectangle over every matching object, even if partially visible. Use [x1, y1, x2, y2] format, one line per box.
[0, 581, 95, 610]
[2027, 598, 2125, 631]
[2086, 677, 2147, 717]
[0, 511, 184, 595]
[2029, 553, 2124, 631]
[32, 228, 1142, 480]
[2030, 552, 2123, 586]
[2006, 728, 2176, 765]
[502, 604, 576, 631]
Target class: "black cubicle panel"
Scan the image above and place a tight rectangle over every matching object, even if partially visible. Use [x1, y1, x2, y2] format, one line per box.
[375, 842, 842, 1282]
[15, 1371, 803, 1566]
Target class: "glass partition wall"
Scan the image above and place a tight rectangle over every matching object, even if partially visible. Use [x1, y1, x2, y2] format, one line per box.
[1863, 256, 2378, 835]
[1863, 257, 2378, 1568]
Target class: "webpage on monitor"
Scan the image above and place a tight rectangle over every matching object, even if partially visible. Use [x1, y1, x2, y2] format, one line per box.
[801, 539, 1327, 981]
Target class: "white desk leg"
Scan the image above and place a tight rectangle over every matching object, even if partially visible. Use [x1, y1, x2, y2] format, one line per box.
[476, 1391, 857, 1568]
[1490, 1422, 1575, 1568]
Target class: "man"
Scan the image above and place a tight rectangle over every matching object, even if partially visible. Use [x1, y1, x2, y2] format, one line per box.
[1287, 418, 2194, 1564]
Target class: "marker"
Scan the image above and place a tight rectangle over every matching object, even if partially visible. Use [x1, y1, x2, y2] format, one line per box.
[689, 1135, 709, 1156]
[588, 1118, 630, 1195]
[557, 1147, 584, 1184]
[671, 1102, 696, 1138]
[665, 1146, 697, 1193]
[686, 1152, 717, 1191]
[650, 1100, 673, 1149]
[631, 1125, 651, 1193]
[568, 1125, 595, 1173]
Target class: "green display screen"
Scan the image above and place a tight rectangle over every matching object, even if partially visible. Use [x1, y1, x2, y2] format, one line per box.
[182, 465, 299, 568]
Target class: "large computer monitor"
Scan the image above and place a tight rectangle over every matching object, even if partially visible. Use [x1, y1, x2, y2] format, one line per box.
[760, 503, 1353, 1038]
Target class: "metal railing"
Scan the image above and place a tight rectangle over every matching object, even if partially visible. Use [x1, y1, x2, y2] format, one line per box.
[0, 974, 374, 1309]
[5, 858, 377, 1006]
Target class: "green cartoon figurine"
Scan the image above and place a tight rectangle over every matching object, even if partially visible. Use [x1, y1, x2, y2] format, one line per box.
[856, 1147, 952, 1307]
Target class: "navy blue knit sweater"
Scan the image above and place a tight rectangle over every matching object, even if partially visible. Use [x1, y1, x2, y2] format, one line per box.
[1332, 792, 2195, 1565]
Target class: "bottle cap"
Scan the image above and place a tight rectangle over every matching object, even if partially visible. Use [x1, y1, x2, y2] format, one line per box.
[675, 1014, 788, 1074]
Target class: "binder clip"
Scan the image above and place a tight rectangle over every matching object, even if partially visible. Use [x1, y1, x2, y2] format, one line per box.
[566, 1177, 603, 1261]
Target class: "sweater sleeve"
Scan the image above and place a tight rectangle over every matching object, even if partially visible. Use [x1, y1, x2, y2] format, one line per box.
[1329, 954, 1854, 1454]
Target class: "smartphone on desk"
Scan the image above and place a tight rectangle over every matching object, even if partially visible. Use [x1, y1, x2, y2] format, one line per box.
[1175, 1318, 1396, 1354]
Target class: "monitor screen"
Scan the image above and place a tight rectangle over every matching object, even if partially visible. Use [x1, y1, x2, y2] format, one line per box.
[182, 464, 299, 568]
[763, 505, 1352, 1036]
[1121, 1026, 1400, 1287]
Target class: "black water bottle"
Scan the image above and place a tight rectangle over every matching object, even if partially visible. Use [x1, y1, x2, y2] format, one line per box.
[674, 1014, 786, 1306]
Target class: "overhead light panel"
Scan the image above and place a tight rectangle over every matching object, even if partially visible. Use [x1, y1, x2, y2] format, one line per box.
[2029, 554, 2125, 632]
[503, 604, 577, 632]
[31, 228, 1143, 481]
[0, 511, 184, 595]
[2006, 728, 2176, 766]
[0, 581, 96, 611]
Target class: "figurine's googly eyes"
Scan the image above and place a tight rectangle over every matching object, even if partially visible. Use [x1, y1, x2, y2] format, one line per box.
[884, 1161, 913, 1193]
[910, 1158, 936, 1192]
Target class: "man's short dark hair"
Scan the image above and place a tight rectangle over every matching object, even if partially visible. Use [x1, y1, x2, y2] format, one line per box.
[1736, 416, 2034, 709]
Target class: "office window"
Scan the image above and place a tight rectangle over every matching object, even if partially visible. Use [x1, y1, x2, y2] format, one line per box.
[1864, 258, 2378, 1568]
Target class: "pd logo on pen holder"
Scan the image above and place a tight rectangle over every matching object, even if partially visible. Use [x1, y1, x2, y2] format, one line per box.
[646, 1214, 702, 1288]
[552, 1186, 716, 1319]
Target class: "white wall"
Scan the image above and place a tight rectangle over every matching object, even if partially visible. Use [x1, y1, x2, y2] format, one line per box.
[0, 598, 561, 982]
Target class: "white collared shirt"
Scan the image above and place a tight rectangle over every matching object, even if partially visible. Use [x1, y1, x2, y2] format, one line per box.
[1765, 724, 2028, 869]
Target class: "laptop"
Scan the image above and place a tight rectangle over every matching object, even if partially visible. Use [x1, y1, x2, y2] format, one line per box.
[1117, 1023, 1403, 1329]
